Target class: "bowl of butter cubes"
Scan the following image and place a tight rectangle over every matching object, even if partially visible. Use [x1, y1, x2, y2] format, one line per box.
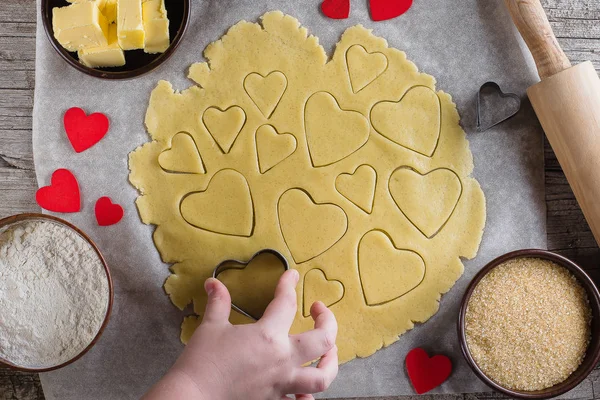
[42, 0, 190, 79]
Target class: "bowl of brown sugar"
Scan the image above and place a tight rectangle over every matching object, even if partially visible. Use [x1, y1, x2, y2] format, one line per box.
[458, 249, 600, 399]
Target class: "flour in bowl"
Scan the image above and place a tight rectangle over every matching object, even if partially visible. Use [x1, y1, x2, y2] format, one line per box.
[0, 220, 110, 368]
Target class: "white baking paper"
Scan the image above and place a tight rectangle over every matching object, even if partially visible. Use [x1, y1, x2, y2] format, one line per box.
[32, 0, 546, 398]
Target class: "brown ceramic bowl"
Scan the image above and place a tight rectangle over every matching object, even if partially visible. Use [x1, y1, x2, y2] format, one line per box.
[41, 0, 190, 79]
[458, 249, 600, 399]
[0, 213, 114, 372]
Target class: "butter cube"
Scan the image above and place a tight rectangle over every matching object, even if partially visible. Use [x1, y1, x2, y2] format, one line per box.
[78, 24, 125, 68]
[65, 0, 116, 23]
[67, 0, 107, 7]
[66, 0, 116, 22]
[117, 0, 145, 50]
[142, 0, 170, 54]
[103, 0, 118, 23]
[53, 2, 109, 52]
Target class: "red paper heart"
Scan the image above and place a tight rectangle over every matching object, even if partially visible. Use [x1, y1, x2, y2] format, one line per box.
[95, 197, 124, 226]
[64, 107, 110, 153]
[369, 0, 413, 21]
[36, 169, 81, 213]
[406, 348, 452, 394]
[321, 0, 350, 19]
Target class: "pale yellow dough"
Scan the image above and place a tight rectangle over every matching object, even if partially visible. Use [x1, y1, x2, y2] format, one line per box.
[129, 11, 486, 363]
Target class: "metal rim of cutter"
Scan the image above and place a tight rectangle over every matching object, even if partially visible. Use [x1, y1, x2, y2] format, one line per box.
[212, 249, 290, 321]
[476, 81, 522, 132]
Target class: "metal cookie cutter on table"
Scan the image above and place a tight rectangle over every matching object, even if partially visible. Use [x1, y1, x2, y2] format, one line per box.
[212, 249, 290, 320]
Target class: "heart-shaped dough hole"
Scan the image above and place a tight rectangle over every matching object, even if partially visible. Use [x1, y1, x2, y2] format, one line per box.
[202, 106, 247, 153]
[335, 165, 377, 214]
[346, 45, 388, 93]
[278, 188, 348, 263]
[255, 125, 297, 174]
[180, 169, 254, 237]
[389, 167, 462, 238]
[303, 269, 345, 317]
[244, 71, 288, 118]
[217, 251, 287, 320]
[371, 86, 440, 157]
[358, 230, 426, 306]
[305, 92, 370, 167]
[159, 132, 205, 174]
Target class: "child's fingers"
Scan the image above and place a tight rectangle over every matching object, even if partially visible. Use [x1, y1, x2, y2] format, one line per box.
[295, 395, 315, 399]
[260, 269, 299, 333]
[291, 302, 337, 363]
[202, 278, 232, 324]
[286, 345, 339, 394]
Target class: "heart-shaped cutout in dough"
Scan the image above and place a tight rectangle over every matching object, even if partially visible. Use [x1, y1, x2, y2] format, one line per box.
[278, 188, 348, 263]
[303, 269, 345, 317]
[305, 92, 370, 167]
[180, 169, 254, 237]
[244, 71, 288, 118]
[371, 86, 441, 157]
[358, 230, 426, 306]
[216, 250, 288, 320]
[255, 125, 297, 174]
[389, 167, 462, 238]
[335, 165, 377, 213]
[346, 45, 388, 93]
[202, 106, 247, 153]
[159, 132, 205, 174]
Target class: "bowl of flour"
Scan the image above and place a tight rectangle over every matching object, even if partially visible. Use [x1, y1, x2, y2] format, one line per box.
[0, 214, 112, 371]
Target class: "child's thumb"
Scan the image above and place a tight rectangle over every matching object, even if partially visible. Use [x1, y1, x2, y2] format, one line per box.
[202, 278, 232, 323]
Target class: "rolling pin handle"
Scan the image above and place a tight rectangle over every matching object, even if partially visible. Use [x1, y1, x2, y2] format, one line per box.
[504, 0, 572, 79]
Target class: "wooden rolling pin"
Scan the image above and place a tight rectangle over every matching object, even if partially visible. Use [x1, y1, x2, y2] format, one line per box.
[505, 0, 600, 245]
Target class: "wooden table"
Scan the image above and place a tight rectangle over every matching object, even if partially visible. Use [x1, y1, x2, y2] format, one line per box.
[1, 0, 599, 399]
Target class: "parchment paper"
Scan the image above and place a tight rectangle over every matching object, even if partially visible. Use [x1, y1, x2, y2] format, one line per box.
[32, 0, 547, 398]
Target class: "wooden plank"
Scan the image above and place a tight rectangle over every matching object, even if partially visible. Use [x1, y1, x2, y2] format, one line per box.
[0, 129, 33, 170]
[0, 368, 43, 400]
[0, 22, 36, 37]
[0, 37, 36, 61]
[0, 60, 35, 72]
[0, 69, 34, 89]
[0, 164, 39, 219]
[543, 0, 600, 12]
[0, 114, 32, 131]
[0, 2, 36, 24]
[0, 90, 33, 109]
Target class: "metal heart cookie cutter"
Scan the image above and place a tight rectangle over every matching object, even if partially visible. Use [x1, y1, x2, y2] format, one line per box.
[476, 81, 522, 132]
[212, 249, 290, 320]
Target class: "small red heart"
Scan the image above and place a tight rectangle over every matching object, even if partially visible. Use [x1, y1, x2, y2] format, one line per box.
[321, 0, 350, 19]
[406, 348, 452, 394]
[95, 197, 124, 226]
[36, 169, 81, 213]
[64, 107, 110, 153]
[369, 0, 413, 21]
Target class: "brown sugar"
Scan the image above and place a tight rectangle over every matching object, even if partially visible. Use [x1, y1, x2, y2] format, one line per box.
[465, 257, 592, 391]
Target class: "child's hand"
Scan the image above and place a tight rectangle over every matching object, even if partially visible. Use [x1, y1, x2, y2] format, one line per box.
[144, 269, 339, 400]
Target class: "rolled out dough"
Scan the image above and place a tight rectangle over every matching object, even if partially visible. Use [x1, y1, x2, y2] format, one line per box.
[129, 11, 486, 363]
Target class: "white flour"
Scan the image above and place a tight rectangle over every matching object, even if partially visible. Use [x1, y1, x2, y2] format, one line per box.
[0, 220, 109, 368]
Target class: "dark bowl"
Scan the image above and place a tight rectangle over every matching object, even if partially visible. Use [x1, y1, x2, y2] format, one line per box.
[458, 249, 600, 399]
[41, 0, 190, 79]
[0, 213, 114, 372]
